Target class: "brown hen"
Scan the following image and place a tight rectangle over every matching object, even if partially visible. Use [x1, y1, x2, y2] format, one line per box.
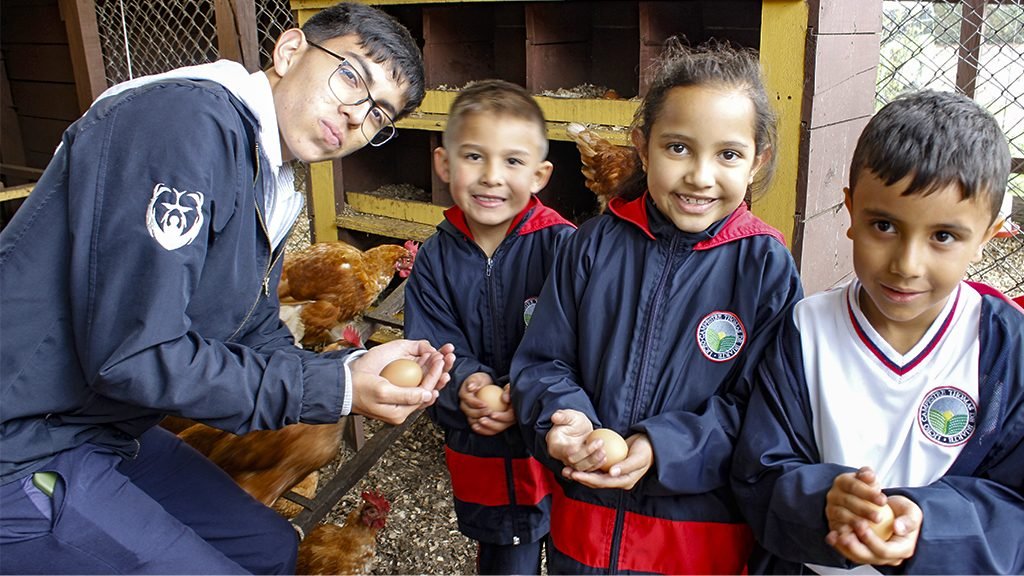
[279, 240, 417, 348]
[177, 420, 345, 508]
[566, 123, 639, 212]
[296, 491, 391, 576]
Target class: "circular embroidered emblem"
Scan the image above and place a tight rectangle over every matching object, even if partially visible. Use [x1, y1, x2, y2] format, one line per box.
[918, 387, 977, 446]
[146, 183, 205, 251]
[523, 297, 538, 327]
[695, 311, 746, 362]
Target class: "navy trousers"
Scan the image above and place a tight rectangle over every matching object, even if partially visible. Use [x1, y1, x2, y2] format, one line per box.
[0, 426, 297, 574]
[477, 539, 544, 575]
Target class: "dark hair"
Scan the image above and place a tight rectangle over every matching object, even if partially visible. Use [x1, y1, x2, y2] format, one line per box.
[302, 2, 424, 119]
[849, 90, 1009, 222]
[443, 79, 549, 158]
[618, 38, 778, 201]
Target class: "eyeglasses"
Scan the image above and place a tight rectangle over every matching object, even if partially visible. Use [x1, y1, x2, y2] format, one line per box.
[307, 41, 397, 147]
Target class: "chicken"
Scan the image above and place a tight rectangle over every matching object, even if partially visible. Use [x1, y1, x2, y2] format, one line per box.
[177, 420, 345, 508]
[279, 240, 418, 349]
[271, 470, 319, 519]
[296, 491, 391, 576]
[566, 122, 639, 212]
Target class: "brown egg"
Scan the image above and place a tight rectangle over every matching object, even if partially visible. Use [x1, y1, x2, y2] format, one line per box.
[587, 428, 628, 471]
[868, 503, 895, 541]
[380, 359, 423, 388]
[476, 384, 508, 412]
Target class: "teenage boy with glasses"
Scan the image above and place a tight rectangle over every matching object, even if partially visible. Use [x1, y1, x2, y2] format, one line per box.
[0, 3, 454, 574]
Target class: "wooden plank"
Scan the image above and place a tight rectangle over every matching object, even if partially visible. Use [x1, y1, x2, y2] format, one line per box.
[418, 90, 638, 127]
[756, 0, 809, 247]
[19, 117, 70, 157]
[9, 80, 80, 121]
[215, 0, 260, 72]
[397, 111, 632, 146]
[59, 0, 107, 113]
[525, 3, 591, 44]
[309, 161, 339, 243]
[2, 3, 68, 44]
[335, 211, 436, 243]
[956, 0, 985, 99]
[4, 44, 74, 83]
[423, 5, 494, 42]
[0, 183, 34, 203]
[526, 42, 589, 94]
[802, 117, 869, 216]
[346, 192, 446, 226]
[289, 409, 423, 536]
[423, 41, 495, 88]
[1, 57, 28, 175]
[816, 0, 881, 34]
[806, 33, 879, 129]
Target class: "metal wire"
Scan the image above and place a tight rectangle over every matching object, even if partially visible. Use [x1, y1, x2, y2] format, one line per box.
[879, 1, 1024, 297]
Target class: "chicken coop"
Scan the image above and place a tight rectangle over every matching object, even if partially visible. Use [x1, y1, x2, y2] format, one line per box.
[291, 0, 879, 296]
[5, 0, 1024, 294]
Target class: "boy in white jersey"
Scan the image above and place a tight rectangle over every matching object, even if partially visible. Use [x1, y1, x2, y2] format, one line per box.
[731, 90, 1024, 574]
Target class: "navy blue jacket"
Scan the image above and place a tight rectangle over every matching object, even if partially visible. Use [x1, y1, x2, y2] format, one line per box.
[731, 287, 1024, 574]
[511, 193, 803, 574]
[0, 80, 353, 484]
[405, 196, 575, 545]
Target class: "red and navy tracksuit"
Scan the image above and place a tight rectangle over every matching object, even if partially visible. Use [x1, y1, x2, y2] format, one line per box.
[511, 194, 803, 574]
[405, 196, 575, 574]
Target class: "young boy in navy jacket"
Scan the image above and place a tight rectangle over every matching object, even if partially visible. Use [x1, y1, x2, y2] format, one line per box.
[732, 90, 1024, 574]
[404, 79, 576, 574]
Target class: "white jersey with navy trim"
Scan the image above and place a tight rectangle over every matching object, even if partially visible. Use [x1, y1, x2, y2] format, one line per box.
[795, 279, 981, 488]
[797, 279, 982, 575]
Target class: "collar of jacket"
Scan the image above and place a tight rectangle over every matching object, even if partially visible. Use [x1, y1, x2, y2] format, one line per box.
[607, 192, 786, 249]
[442, 195, 575, 241]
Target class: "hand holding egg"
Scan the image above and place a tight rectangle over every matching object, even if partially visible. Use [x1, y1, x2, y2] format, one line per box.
[867, 502, 895, 541]
[586, 428, 628, 471]
[380, 358, 424, 388]
[475, 384, 508, 413]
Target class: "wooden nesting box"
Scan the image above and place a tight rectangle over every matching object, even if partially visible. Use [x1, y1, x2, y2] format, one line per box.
[294, 0, 881, 293]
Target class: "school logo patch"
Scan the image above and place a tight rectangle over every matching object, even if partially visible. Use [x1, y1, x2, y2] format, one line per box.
[918, 386, 977, 446]
[146, 183, 205, 251]
[696, 311, 746, 362]
[523, 297, 538, 327]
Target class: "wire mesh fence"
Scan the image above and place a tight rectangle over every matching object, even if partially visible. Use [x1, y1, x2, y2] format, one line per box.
[94, 0, 296, 85]
[878, 0, 1024, 298]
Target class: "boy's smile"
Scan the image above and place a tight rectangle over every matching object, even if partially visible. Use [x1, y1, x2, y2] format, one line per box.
[434, 113, 552, 252]
[845, 171, 1001, 353]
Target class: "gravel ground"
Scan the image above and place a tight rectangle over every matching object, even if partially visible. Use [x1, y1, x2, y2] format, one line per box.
[316, 415, 478, 575]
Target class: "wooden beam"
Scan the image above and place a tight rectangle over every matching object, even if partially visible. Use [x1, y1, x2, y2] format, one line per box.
[758, 0, 810, 247]
[956, 0, 985, 99]
[215, 0, 260, 72]
[59, 0, 107, 113]
[0, 57, 28, 177]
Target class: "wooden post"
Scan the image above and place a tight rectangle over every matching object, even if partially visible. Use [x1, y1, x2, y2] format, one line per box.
[956, 0, 985, 99]
[215, 0, 260, 72]
[59, 0, 107, 113]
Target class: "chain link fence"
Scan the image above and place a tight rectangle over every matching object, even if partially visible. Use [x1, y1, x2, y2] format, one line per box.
[94, 0, 295, 85]
[93, 0, 312, 247]
[878, 0, 1024, 298]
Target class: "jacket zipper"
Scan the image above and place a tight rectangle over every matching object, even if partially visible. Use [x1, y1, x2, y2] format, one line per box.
[227, 141, 281, 342]
[608, 234, 683, 572]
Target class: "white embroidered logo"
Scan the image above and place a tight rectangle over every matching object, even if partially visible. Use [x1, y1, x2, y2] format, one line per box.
[146, 183, 204, 251]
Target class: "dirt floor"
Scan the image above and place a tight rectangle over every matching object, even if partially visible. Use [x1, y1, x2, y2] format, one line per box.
[317, 415, 479, 575]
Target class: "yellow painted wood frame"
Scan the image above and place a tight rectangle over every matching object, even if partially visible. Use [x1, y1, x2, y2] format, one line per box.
[758, 0, 808, 246]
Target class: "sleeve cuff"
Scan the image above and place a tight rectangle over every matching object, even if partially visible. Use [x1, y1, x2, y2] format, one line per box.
[341, 349, 367, 416]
